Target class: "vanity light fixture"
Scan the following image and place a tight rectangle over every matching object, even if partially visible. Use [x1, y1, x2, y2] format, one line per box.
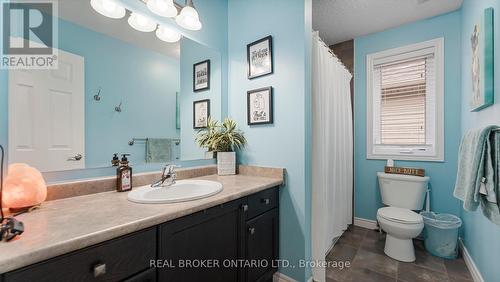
[128, 12, 157, 32]
[156, 25, 181, 42]
[90, 0, 126, 19]
[147, 0, 178, 18]
[90, 0, 202, 44]
[175, 0, 202, 31]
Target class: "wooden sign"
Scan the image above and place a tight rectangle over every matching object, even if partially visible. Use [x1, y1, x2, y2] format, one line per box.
[384, 166, 425, 177]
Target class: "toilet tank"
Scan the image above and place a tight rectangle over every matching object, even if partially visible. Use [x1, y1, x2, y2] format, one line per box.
[377, 172, 429, 210]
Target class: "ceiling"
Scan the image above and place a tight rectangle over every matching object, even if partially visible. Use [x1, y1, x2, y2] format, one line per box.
[312, 0, 463, 46]
[58, 0, 180, 59]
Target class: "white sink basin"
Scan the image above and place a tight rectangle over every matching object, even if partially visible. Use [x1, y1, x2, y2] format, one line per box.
[127, 180, 223, 204]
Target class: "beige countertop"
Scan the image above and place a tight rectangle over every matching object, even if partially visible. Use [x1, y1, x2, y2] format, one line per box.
[0, 174, 283, 273]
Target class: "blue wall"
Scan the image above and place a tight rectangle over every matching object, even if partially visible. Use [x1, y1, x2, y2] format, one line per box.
[354, 11, 463, 220]
[459, 1, 500, 281]
[179, 38, 222, 160]
[227, 0, 311, 280]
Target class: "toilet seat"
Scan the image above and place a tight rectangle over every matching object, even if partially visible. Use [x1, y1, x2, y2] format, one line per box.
[378, 207, 423, 224]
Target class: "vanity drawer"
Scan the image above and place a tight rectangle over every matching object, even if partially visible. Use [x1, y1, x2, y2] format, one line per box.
[5, 228, 156, 282]
[247, 187, 279, 219]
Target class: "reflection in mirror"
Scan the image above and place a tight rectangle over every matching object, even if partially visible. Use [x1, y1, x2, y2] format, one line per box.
[5, 1, 221, 173]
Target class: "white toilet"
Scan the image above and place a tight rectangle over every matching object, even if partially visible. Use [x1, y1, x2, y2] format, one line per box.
[376, 172, 429, 262]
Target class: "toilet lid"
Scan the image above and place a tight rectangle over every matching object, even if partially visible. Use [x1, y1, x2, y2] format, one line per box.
[378, 207, 423, 224]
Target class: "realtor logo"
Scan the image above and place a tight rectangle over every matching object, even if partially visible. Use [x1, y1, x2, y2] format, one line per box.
[1, 0, 58, 69]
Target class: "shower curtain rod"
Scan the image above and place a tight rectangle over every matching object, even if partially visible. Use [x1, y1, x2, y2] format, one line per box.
[316, 35, 352, 76]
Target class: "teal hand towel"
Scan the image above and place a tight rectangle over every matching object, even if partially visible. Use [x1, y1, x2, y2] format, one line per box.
[454, 127, 492, 211]
[146, 138, 172, 163]
[454, 126, 500, 226]
[480, 131, 500, 225]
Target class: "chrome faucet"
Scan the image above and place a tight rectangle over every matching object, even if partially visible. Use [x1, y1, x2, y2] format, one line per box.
[151, 164, 178, 187]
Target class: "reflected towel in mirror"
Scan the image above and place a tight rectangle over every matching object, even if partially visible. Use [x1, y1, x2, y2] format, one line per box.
[146, 138, 172, 163]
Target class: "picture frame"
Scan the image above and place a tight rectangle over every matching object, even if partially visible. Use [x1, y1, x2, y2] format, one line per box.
[193, 99, 210, 129]
[470, 7, 494, 112]
[193, 60, 210, 92]
[247, 36, 273, 79]
[247, 87, 273, 125]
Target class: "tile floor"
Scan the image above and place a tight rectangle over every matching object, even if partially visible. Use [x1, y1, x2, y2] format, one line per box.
[326, 226, 473, 282]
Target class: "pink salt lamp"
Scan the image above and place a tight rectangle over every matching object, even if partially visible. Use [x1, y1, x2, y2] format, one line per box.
[2, 163, 47, 210]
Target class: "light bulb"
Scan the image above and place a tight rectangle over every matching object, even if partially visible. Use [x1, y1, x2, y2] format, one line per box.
[90, 0, 126, 19]
[156, 25, 181, 42]
[137, 14, 148, 26]
[147, 0, 177, 18]
[102, 1, 116, 12]
[175, 6, 202, 31]
[128, 12, 157, 32]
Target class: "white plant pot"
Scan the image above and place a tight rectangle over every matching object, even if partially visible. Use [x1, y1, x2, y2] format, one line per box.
[217, 152, 236, 175]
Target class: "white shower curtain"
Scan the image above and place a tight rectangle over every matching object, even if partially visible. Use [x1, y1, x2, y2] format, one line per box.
[311, 32, 353, 282]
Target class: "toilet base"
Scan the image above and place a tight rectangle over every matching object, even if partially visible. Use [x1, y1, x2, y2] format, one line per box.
[384, 234, 416, 262]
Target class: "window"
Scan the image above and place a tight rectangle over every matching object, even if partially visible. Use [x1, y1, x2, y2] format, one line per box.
[367, 38, 444, 161]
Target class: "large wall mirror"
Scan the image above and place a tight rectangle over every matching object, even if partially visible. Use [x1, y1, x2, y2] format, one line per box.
[3, 1, 223, 178]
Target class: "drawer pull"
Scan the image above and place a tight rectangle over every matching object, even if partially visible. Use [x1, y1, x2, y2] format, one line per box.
[93, 263, 107, 278]
[262, 198, 270, 205]
[242, 204, 248, 212]
[249, 227, 255, 235]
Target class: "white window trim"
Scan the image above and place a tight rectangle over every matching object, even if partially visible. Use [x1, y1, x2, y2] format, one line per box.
[366, 38, 445, 162]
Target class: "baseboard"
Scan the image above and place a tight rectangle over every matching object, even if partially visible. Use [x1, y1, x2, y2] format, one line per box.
[459, 238, 485, 282]
[353, 217, 378, 230]
[273, 272, 298, 282]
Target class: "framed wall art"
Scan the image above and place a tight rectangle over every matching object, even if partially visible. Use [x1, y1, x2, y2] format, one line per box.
[247, 87, 273, 125]
[470, 7, 494, 112]
[193, 60, 210, 92]
[193, 99, 210, 129]
[247, 36, 273, 79]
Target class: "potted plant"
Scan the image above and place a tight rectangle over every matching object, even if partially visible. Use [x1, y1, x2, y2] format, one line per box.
[195, 117, 219, 159]
[196, 118, 246, 175]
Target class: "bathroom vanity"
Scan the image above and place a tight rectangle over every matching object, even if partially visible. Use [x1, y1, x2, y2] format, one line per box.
[0, 172, 282, 282]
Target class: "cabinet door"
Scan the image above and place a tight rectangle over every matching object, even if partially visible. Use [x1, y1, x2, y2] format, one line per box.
[245, 209, 279, 282]
[158, 199, 246, 282]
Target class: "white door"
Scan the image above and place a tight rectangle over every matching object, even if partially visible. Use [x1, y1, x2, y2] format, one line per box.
[8, 49, 85, 172]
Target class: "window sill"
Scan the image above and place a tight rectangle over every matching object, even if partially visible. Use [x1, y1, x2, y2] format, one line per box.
[366, 154, 444, 163]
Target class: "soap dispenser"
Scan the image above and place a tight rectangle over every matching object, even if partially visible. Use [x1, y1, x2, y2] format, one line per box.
[117, 154, 132, 192]
[111, 153, 120, 167]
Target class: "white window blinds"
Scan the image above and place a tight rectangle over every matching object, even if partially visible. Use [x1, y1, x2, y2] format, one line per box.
[379, 58, 427, 145]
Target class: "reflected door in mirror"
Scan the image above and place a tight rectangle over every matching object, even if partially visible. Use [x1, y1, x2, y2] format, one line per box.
[8, 49, 85, 172]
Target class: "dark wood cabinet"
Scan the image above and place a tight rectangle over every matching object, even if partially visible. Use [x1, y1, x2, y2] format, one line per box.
[158, 198, 246, 282]
[245, 209, 279, 282]
[156, 187, 279, 282]
[3, 187, 280, 282]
